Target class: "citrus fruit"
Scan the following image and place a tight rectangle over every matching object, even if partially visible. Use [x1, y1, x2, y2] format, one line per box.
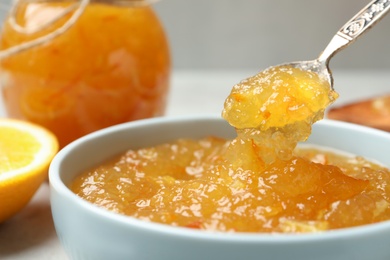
[0, 118, 59, 223]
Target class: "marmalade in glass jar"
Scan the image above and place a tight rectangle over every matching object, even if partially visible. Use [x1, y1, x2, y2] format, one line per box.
[0, 0, 170, 148]
[70, 65, 390, 233]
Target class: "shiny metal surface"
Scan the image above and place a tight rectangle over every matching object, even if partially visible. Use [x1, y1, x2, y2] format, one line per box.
[283, 0, 390, 89]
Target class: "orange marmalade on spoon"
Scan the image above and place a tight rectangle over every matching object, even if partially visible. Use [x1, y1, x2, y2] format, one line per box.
[71, 66, 390, 233]
[222, 65, 338, 163]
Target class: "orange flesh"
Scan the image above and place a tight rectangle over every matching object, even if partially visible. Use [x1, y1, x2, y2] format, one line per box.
[70, 66, 390, 233]
[0, 2, 170, 148]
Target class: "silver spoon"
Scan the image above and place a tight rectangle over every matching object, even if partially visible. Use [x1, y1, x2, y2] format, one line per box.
[284, 0, 390, 90]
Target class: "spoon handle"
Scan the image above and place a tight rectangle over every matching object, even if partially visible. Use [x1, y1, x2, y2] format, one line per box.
[318, 0, 390, 63]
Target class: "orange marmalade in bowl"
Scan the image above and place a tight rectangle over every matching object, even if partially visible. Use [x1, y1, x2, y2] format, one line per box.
[70, 66, 390, 233]
[0, 0, 170, 148]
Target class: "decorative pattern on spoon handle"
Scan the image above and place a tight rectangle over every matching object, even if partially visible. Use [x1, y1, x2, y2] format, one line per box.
[338, 0, 390, 41]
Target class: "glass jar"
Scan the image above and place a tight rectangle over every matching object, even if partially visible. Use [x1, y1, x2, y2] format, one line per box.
[0, 0, 170, 148]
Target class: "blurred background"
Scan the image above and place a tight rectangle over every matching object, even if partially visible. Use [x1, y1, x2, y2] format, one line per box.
[153, 0, 390, 71]
[154, 0, 390, 72]
[0, 0, 388, 71]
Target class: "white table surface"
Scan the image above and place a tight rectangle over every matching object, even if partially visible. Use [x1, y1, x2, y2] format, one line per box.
[0, 70, 389, 260]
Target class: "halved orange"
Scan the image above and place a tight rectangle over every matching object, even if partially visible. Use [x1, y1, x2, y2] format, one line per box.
[0, 118, 58, 223]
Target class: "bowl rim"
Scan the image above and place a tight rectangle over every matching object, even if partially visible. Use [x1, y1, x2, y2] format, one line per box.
[49, 115, 390, 243]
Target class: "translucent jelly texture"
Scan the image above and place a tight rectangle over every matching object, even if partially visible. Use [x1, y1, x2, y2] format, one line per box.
[70, 138, 390, 233]
[0, 2, 170, 148]
[222, 65, 338, 163]
[70, 64, 390, 233]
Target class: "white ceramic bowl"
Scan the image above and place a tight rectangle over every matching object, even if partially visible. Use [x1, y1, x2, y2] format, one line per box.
[49, 115, 390, 260]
